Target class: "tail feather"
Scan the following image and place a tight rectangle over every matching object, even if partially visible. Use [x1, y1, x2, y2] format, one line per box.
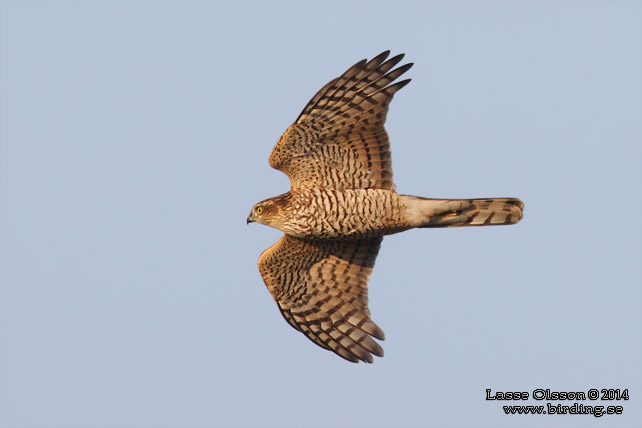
[401, 196, 524, 228]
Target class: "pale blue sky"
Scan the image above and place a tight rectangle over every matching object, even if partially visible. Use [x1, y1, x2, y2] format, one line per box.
[1, 1, 640, 428]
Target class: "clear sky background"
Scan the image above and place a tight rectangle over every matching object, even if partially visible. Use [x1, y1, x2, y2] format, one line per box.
[1, 1, 640, 428]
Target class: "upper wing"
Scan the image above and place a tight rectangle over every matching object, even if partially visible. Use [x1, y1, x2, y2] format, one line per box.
[269, 51, 412, 191]
[258, 235, 385, 363]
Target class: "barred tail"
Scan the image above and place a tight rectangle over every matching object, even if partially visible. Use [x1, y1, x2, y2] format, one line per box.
[401, 196, 524, 228]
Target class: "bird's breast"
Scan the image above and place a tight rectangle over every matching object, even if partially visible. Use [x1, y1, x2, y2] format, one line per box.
[282, 189, 408, 239]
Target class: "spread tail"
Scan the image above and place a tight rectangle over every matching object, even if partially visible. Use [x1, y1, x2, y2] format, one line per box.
[401, 196, 524, 228]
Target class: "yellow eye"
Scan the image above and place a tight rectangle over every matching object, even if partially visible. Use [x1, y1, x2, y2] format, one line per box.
[256, 206, 263, 215]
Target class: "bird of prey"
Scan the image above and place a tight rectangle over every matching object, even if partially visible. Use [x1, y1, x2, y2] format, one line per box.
[247, 51, 523, 363]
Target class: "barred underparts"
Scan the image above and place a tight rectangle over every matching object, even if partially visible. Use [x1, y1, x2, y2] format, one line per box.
[247, 51, 524, 363]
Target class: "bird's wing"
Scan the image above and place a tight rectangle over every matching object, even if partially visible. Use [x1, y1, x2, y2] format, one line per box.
[268, 51, 412, 191]
[258, 235, 385, 363]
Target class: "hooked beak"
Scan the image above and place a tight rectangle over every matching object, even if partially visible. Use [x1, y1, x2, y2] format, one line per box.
[246, 213, 255, 225]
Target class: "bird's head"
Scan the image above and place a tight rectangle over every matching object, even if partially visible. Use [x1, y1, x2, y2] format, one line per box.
[247, 197, 282, 227]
